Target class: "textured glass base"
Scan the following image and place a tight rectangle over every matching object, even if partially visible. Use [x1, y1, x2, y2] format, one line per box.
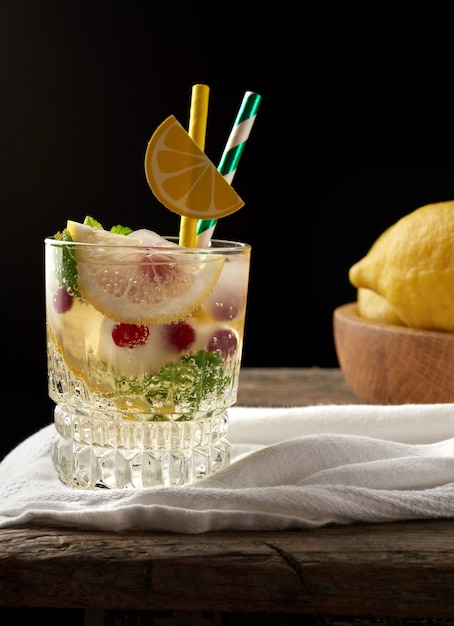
[51, 405, 231, 489]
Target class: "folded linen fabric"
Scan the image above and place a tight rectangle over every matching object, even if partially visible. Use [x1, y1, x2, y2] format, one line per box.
[0, 403, 453, 533]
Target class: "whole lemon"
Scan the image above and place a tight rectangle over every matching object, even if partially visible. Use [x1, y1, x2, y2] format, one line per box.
[349, 201, 454, 332]
[357, 288, 404, 326]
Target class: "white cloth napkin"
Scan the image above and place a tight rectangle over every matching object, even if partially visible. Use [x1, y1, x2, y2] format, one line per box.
[0, 403, 453, 533]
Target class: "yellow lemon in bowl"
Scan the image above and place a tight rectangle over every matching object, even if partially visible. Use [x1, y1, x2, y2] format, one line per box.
[356, 288, 404, 326]
[349, 201, 454, 332]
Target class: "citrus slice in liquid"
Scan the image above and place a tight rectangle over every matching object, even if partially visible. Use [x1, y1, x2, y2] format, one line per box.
[144, 115, 245, 219]
[66, 221, 225, 325]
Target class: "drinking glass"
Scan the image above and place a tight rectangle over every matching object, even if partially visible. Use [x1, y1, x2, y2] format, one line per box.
[45, 236, 251, 488]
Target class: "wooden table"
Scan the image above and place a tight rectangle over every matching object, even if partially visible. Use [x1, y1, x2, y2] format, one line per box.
[1, 368, 453, 626]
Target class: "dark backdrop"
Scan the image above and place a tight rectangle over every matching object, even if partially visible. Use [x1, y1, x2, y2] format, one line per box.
[1, 2, 454, 462]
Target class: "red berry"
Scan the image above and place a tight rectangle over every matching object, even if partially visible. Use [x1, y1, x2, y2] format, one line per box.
[207, 328, 238, 359]
[112, 323, 150, 348]
[165, 321, 195, 351]
[53, 288, 73, 314]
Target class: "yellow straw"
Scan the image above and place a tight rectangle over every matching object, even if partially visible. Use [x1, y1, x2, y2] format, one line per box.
[178, 84, 210, 246]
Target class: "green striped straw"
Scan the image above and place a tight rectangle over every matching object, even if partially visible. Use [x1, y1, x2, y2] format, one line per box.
[196, 90, 262, 247]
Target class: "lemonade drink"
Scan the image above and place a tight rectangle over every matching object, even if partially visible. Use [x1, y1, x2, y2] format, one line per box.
[46, 220, 251, 488]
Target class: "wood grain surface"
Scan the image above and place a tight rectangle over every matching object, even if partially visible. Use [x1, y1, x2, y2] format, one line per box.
[237, 367, 363, 406]
[334, 303, 454, 404]
[1, 520, 454, 619]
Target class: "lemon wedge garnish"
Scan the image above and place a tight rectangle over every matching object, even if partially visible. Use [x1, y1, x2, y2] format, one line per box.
[144, 115, 244, 220]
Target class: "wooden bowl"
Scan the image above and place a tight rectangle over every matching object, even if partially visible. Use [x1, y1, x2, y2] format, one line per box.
[333, 302, 454, 404]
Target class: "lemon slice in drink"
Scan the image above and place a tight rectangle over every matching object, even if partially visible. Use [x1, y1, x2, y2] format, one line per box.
[66, 221, 225, 325]
[144, 115, 244, 219]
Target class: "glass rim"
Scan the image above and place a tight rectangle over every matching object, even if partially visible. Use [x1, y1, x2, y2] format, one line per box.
[44, 236, 251, 253]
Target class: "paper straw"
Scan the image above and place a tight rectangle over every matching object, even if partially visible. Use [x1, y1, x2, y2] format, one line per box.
[178, 84, 210, 247]
[196, 91, 262, 247]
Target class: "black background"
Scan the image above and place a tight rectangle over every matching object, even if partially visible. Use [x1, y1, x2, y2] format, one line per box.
[1, 1, 454, 463]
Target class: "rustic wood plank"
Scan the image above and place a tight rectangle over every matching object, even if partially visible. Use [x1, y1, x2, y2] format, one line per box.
[1, 520, 454, 617]
[237, 367, 363, 406]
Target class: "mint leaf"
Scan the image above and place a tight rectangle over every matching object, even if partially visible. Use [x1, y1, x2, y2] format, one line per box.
[115, 350, 231, 420]
[83, 215, 103, 228]
[110, 224, 134, 235]
[57, 229, 80, 297]
[83, 215, 133, 235]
